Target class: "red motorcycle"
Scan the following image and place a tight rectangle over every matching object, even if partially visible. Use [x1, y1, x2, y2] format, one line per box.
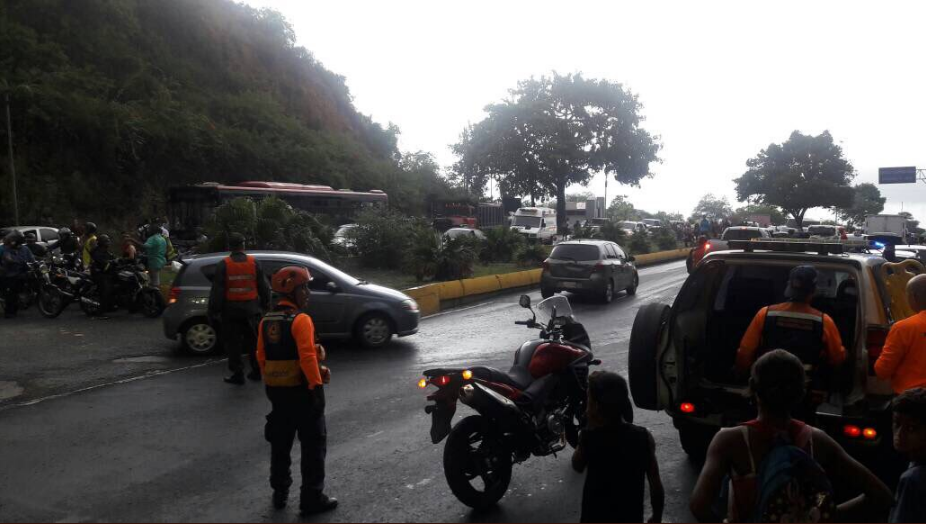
[418, 295, 598, 509]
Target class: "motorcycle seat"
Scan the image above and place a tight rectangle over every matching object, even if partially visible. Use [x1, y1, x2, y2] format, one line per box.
[470, 365, 532, 390]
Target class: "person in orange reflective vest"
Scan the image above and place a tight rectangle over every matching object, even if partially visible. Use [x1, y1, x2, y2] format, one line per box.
[257, 265, 337, 515]
[208, 233, 271, 385]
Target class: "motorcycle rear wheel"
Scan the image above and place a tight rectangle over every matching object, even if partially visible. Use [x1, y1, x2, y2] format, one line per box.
[443, 415, 512, 510]
[38, 285, 66, 319]
[138, 288, 166, 318]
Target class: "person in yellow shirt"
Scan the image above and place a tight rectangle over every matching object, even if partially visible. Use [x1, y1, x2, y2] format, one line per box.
[875, 275, 926, 394]
[256, 266, 337, 515]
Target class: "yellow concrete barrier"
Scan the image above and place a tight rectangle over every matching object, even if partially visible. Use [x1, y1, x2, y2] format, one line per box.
[461, 275, 502, 297]
[525, 268, 543, 285]
[497, 271, 533, 290]
[634, 248, 688, 266]
[404, 284, 441, 317]
[435, 280, 465, 301]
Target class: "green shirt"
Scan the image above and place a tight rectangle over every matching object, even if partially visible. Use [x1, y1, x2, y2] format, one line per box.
[144, 234, 167, 271]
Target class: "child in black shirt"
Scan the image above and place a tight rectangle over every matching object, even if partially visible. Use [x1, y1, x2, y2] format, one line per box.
[572, 371, 664, 523]
[891, 387, 926, 523]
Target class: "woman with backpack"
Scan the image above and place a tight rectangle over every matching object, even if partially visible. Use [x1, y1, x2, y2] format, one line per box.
[690, 350, 892, 522]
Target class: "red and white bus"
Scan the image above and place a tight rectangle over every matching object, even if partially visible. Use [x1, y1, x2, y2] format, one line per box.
[168, 181, 388, 238]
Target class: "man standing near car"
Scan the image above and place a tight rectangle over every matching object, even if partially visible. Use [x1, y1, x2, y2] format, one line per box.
[208, 233, 270, 385]
[256, 265, 337, 514]
[875, 275, 926, 394]
[735, 265, 846, 417]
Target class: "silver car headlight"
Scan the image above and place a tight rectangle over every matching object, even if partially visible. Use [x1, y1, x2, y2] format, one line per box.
[401, 299, 419, 312]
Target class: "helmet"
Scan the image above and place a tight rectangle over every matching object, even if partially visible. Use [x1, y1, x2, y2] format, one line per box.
[5, 230, 24, 244]
[97, 234, 112, 248]
[85, 222, 97, 234]
[24, 232, 36, 241]
[271, 266, 312, 295]
[58, 227, 71, 238]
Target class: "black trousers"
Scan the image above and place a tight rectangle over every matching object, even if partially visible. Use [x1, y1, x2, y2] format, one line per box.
[1, 276, 24, 316]
[221, 314, 258, 374]
[264, 387, 327, 498]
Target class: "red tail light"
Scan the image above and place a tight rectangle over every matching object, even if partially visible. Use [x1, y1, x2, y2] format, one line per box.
[168, 287, 181, 305]
[542, 259, 550, 271]
[592, 262, 604, 273]
[433, 375, 451, 387]
[680, 402, 695, 414]
[843, 424, 861, 438]
[703, 242, 711, 252]
[866, 326, 889, 374]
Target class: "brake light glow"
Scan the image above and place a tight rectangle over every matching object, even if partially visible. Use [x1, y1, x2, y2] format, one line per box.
[168, 287, 181, 305]
[843, 424, 861, 438]
[417, 378, 427, 389]
[680, 402, 695, 414]
[434, 375, 451, 387]
[866, 327, 889, 374]
[863, 427, 878, 440]
[703, 242, 711, 252]
[542, 259, 550, 271]
[592, 262, 604, 273]
[462, 370, 473, 380]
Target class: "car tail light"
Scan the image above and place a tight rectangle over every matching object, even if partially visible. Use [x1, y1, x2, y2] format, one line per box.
[433, 375, 451, 387]
[866, 326, 889, 374]
[680, 402, 695, 414]
[168, 287, 181, 305]
[703, 242, 711, 252]
[863, 427, 878, 440]
[542, 259, 550, 271]
[843, 424, 861, 438]
[592, 262, 604, 273]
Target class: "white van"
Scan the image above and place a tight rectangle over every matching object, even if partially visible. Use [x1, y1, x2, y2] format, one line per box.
[511, 207, 557, 244]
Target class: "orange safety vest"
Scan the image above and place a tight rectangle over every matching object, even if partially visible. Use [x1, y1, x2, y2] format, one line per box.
[224, 255, 258, 302]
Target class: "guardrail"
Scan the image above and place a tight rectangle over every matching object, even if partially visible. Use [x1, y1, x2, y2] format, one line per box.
[404, 247, 690, 317]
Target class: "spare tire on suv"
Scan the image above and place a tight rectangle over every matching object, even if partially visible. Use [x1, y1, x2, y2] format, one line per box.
[628, 302, 670, 410]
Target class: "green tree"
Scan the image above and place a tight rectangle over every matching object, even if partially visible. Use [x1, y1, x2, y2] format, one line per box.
[607, 195, 638, 221]
[734, 131, 855, 229]
[452, 73, 661, 235]
[837, 183, 885, 226]
[690, 194, 732, 221]
[731, 204, 786, 226]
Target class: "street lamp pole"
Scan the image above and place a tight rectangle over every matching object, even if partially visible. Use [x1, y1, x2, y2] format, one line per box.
[4, 93, 18, 225]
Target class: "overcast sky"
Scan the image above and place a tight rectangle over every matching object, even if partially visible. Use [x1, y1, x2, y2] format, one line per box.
[243, 0, 926, 222]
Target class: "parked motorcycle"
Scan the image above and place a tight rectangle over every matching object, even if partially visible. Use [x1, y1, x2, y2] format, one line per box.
[0, 261, 50, 314]
[36, 257, 94, 319]
[418, 295, 597, 509]
[80, 257, 165, 318]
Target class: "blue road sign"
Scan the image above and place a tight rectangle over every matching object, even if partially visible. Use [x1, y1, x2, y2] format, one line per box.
[879, 166, 917, 184]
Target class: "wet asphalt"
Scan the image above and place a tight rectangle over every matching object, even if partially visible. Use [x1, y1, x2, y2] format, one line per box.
[0, 260, 697, 522]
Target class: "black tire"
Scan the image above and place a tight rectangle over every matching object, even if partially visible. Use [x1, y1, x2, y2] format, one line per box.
[601, 279, 614, 303]
[626, 272, 639, 296]
[676, 421, 717, 464]
[540, 286, 554, 299]
[38, 285, 65, 319]
[138, 288, 166, 318]
[628, 302, 670, 410]
[355, 312, 393, 349]
[181, 319, 220, 355]
[443, 415, 512, 510]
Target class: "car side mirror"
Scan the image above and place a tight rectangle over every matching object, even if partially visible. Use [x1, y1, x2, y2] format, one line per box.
[325, 281, 339, 292]
[628, 255, 636, 262]
[519, 295, 531, 308]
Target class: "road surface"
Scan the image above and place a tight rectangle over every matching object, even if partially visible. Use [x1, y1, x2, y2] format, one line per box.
[0, 260, 694, 522]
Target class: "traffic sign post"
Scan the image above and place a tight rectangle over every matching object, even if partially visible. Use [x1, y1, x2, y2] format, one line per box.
[878, 166, 918, 184]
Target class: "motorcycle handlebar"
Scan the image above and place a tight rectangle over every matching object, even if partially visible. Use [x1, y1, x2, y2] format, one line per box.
[514, 320, 530, 325]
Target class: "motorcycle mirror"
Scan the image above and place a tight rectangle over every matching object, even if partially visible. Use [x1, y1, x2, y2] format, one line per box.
[519, 295, 531, 308]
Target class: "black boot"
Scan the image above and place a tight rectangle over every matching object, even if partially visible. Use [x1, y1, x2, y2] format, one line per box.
[272, 489, 288, 509]
[223, 373, 244, 385]
[299, 493, 338, 515]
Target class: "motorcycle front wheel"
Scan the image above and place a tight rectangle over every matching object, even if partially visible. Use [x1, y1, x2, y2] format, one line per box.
[38, 285, 66, 319]
[443, 415, 512, 510]
[137, 288, 166, 318]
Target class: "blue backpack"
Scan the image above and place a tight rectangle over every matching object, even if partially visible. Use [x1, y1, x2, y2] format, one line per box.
[750, 426, 836, 523]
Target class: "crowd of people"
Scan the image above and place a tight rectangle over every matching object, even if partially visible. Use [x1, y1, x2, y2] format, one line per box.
[0, 218, 175, 318]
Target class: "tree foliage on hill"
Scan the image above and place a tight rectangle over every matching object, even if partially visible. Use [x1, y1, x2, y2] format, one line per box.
[452, 73, 661, 233]
[690, 194, 732, 221]
[837, 183, 885, 226]
[734, 131, 855, 229]
[0, 0, 450, 226]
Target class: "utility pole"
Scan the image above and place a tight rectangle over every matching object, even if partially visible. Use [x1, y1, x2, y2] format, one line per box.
[5, 93, 18, 225]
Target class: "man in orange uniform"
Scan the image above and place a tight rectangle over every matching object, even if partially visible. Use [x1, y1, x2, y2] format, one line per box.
[735, 265, 846, 397]
[257, 265, 337, 515]
[875, 274, 926, 393]
[208, 233, 271, 384]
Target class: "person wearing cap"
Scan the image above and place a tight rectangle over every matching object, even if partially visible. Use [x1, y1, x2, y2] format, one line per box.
[875, 275, 926, 394]
[256, 265, 337, 514]
[735, 265, 846, 401]
[207, 233, 271, 385]
[1, 231, 35, 318]
[24, 232, 47, 258]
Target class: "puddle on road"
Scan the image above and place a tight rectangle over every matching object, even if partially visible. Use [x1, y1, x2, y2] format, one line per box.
[112, 356, 172, 364]
[0, 381, 24, 400]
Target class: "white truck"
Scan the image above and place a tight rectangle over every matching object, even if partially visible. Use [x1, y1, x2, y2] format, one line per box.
[511, 207, 557, 244]
[865, 214, 908, 237]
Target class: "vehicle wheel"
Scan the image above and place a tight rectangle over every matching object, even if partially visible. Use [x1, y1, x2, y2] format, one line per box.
[628, 302, 670, 410]
[38, 285, 65, 319]
[626, 273, 639, 295]
[355, 312, 393, 349]
[443, 415, 512, 510]
[540, 286, 554, 299]
[676, 421, 717, 464]
[79, 285, 104, 317]
[601, 279, 614, 303]
[138, 288, 166, 318]
[182, 320, 220, 355]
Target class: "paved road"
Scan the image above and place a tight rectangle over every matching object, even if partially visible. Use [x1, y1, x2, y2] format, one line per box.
[0, 261, 696, 522]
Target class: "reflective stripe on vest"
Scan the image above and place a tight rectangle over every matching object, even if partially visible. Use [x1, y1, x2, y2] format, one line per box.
[261, 311, 305, 387]
[224, 255, 258, 301]
[759, 307, 825, 368]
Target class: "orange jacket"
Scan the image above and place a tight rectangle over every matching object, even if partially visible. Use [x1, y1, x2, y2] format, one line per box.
[875, 311, 926, 394]
[736, 302, 846, 374]
[256, 299, 323, 389]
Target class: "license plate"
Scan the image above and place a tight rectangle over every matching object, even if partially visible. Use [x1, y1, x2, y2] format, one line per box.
[562, 281, 578, 289]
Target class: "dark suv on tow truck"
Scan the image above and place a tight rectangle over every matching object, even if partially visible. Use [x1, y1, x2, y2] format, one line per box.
[629, 239, 920, 475]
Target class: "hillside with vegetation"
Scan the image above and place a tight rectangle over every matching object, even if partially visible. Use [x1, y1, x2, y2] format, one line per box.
[0, 0, 451, 226]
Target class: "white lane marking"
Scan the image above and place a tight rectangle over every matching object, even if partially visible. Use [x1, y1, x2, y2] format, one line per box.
[0, 359, 224, 412]
[367, 430, 384, 438]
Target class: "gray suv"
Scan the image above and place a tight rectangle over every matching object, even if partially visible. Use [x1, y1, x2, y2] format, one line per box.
[163, 251, 420, 354]
[540, 240, 639, 303]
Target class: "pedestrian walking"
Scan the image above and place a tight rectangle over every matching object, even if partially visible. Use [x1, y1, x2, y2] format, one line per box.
[142, 225, 167, 288]
[207, 233, 270, 384]
[571, 371, 664, 523]
[875, 275, 926, 394]
[890, 388, 926, 523]
[256, 265, 338, 514]
[1, 231, 35, 318]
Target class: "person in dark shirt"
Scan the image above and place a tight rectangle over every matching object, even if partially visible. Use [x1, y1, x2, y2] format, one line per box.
[24, 233, 47, 258]
[572, 371, 664, 523]
[891, 388, 926, 523]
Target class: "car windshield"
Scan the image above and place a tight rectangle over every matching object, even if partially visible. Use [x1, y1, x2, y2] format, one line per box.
[618, 221, 638, 229]
[722, 229, 762, 241]
[513, 216, 541, 227]
[536, 295, 573, 325]
[550, 244, 599, 261]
